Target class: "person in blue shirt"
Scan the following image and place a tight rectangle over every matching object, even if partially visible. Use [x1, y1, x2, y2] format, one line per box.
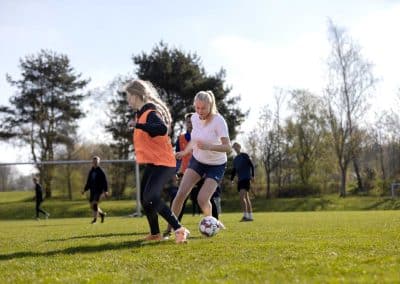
[230, 142, 255, 221]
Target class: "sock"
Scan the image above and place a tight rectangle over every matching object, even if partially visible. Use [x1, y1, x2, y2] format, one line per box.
[244, 212, 249, 219]
[248, 212, 253, 219]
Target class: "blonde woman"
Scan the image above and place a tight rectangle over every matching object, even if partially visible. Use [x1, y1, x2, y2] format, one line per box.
[124, 79, 189, 243]
[172, 91, 231, 228]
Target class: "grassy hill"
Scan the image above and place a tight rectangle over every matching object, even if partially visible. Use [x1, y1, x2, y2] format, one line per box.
[1, 191, 399, 220]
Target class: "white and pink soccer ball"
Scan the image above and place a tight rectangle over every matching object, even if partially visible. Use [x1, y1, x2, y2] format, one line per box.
[198, 216, 221, 237]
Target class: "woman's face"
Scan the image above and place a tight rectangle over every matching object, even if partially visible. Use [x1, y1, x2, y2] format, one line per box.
[194, 100, 211, 120]
[185, 116, 193, 132]
[126, 93, 140, 110]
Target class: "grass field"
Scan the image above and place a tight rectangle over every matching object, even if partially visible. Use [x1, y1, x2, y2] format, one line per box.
[1, 210, 400, 283]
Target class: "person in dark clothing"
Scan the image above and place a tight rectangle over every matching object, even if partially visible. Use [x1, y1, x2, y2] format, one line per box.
[33, 177, 49, 220]
[124, 79, 189, 243]
[82, 156, 109, 224]
[231, 142, 255, 221]
[175, 113, 201, 216]
[211, 184, 222, 219]
[164, 174, 187, 221]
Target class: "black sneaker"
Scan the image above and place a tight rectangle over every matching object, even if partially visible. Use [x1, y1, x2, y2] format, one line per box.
[240, 217, 248, 222]
[162, 229, 172, 240]
[100, 212, 106, 223]
[91, 218, 97, 224]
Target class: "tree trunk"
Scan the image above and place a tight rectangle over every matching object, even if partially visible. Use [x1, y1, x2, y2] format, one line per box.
[339, 166, 347, 197]
[66, 164, 72, 200]
[266, 170, 271, 199]
[352, 157, 363, 193]
[379, 145, 386, 180]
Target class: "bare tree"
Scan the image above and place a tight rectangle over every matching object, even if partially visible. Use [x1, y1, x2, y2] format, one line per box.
[272, 88, 287, 190]
[324, 20, 377, 197]
[250, 106, 279, 198]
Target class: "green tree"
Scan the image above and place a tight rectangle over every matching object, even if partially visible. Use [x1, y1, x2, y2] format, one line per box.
[132, 42, 246, 141]
[103, 75, 134, 198]
[286, 89, 326, 185]
[0, 50, 89, 197]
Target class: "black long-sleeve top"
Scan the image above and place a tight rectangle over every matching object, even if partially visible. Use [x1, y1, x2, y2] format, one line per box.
[135, 103, 168, 137]
[84, 166, 108, 195]
[35, 183, 44, 202]
[230, 153, 255, 182]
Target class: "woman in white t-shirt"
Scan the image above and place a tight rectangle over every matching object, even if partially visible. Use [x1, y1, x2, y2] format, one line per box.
[172, 90, 231, 222]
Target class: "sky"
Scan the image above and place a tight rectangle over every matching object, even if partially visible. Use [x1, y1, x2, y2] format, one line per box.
[1, 0, 400, 168]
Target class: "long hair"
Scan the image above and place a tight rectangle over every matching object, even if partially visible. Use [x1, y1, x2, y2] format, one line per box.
[194, 90, 218, 115]
[124, 79, 172, 131]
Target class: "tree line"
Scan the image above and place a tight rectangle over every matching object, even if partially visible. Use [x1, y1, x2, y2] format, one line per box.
[1, 21, 399, 199]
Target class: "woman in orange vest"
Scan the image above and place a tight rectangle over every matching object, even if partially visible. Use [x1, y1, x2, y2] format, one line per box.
[124, 79, 189, 244]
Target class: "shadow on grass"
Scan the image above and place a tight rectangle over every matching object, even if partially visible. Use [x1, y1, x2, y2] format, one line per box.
[283, 198, 332, 211]
[362, 198, 400, 210]
[46, 232, 146, 242]
[0, 238, 173, 261]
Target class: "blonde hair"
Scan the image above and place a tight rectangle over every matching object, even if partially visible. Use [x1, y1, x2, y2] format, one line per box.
[124, 79, 172, 130]
[194, 91, 218, 115]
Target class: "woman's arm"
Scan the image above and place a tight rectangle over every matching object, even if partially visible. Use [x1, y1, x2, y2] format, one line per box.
[175, 141, 194, 160]
[197, 137, 231, 153]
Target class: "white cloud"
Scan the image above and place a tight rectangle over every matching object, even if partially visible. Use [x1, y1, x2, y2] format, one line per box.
[353, 4, 400, 111]
[211, 32, 330, 140]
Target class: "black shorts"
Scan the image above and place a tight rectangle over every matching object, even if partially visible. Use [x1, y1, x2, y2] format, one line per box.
[89, 193, 102, 203]
[237, 179, 251, 192]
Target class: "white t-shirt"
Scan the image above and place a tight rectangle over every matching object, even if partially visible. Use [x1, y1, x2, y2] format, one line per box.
[190, 113, 229, 165]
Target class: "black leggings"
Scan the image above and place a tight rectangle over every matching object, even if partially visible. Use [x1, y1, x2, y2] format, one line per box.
[36, 200, 47, 218]
[141, 164, 181, 235]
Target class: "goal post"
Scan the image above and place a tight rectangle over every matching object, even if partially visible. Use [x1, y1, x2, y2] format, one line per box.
[0, 159, 142, 217]
[390, 183, 400, 199]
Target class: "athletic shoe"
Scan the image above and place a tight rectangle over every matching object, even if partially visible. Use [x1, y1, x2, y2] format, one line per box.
[217, 220, 226, 229]
[100, 212, 106, 223]
[144, 234, 163, 241]
[162, 229, 172, 240]
[175, 227, 190, 244]
[45, 213, 50, 219]
[91, 218, 97, 224]
[245, 218, 254, 222]
[240, 217, 248, 222]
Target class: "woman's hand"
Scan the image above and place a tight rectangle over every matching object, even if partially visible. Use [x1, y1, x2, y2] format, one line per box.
[175, 151, 185, 160]
[128, 113, 138, 129]
[197, 141, 211, 150]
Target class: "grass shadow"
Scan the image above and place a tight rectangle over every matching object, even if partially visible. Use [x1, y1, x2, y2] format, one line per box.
[362, 198, 400, 210]
[46, 232, 146, 242]
[0, 239, 170, 261]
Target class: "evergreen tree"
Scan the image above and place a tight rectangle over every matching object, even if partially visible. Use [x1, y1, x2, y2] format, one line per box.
[0, 49, 89, 197]
[132, 42, 247, 141]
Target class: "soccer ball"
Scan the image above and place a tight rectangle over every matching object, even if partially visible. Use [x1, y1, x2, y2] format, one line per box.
[198, 216, 220, 237]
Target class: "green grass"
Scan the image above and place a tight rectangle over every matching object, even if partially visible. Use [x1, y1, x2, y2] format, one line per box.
[0, 211, 399, 283]
[1, 192, 400, 283]
[2, 191, 400, 221]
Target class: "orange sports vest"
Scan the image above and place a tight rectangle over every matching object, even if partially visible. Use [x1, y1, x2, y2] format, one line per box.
[133, 109, 176, 167]
[178, 134, 192, 173]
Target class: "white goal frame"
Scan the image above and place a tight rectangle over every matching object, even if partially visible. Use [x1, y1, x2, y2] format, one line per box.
[0, 159, 142, 217]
